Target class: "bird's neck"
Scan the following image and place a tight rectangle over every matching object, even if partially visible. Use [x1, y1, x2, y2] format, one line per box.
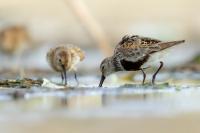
[111, 56, 123, 72]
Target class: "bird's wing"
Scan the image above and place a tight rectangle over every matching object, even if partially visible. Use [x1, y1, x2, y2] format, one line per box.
[139, 36, 162, 45]
[114, 35, 162, 62]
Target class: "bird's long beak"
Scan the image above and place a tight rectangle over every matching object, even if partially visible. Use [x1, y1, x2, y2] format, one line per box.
[99, 75, 105, 87]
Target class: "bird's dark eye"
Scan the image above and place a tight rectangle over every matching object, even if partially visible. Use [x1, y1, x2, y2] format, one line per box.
[59, 59, 62, 63]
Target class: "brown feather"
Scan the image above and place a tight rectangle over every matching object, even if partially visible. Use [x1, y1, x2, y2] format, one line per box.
[150, 40, 185, 54]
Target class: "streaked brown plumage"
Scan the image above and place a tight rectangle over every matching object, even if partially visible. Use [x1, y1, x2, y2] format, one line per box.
[47, 45, 85, 85]
[99, 35, 185, 87]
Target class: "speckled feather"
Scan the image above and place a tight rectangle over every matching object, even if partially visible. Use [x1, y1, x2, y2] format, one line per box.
[114, 35, 185, 63]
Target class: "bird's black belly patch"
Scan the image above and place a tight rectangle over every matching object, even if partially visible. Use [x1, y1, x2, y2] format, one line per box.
[120, 56, 149, 71]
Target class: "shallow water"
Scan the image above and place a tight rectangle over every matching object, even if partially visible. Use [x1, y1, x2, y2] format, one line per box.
[0, 84, 200, 117]
[0, 72, 199, 133]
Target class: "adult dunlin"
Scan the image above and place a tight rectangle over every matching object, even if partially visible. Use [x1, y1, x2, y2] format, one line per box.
[99, 35, 185, 87]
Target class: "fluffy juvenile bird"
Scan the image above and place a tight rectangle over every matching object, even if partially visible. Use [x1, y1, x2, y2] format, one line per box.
[99, 35, 185, 87]
[46, 45, 85, 85]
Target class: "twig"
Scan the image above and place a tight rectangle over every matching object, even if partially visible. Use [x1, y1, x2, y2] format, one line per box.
[65, 0, 112, 56]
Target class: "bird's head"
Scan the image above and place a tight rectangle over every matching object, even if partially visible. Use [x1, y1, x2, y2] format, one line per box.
[99, 57, 115, 87]
[57, 51, 65, 62]
[56, 50, 70, 71]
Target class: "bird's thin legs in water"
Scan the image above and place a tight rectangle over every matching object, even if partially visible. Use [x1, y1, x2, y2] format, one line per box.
[61, 72, 64, 84]
[74, 71, 79, 85]
[61, 64, 67, 86]
[63, 70, 67, 85]
[15, 52, 24, 79]
[140, 68, 146, 85]
[152, 61, 164, 85]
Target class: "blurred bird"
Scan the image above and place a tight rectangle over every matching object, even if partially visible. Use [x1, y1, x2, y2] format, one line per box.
[46, 45, 85, 85]
[0, 25, 31, 78]
[0, 25, 30, 54]
[99, 35, 185, 87]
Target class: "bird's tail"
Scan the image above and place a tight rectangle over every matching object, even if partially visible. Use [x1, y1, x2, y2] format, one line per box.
[158, 40, 185, 51]
[150, 40, 185, 54]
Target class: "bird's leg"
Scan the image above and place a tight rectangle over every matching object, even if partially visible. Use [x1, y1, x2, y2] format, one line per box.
[63, 70, 67, 85]
[74, 71, 79, 86]
[60, 61, 67, 86]
[152, 61, 164, 85]
[61, 72, 64, 84]
[140, 68, 146, 85]
[15, 52, 24, 79]
[61, 64, 67, 86]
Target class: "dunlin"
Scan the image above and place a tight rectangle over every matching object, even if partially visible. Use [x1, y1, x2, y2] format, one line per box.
[46, 45, 85, 85]
[0, 25, 30, 55]
[99, 35, 185, 87]
[0, 25, 30, 78]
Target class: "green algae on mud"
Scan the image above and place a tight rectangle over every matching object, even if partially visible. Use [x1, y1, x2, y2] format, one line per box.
[0, 78, 199, 89]
[0, 78, 43, 88]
